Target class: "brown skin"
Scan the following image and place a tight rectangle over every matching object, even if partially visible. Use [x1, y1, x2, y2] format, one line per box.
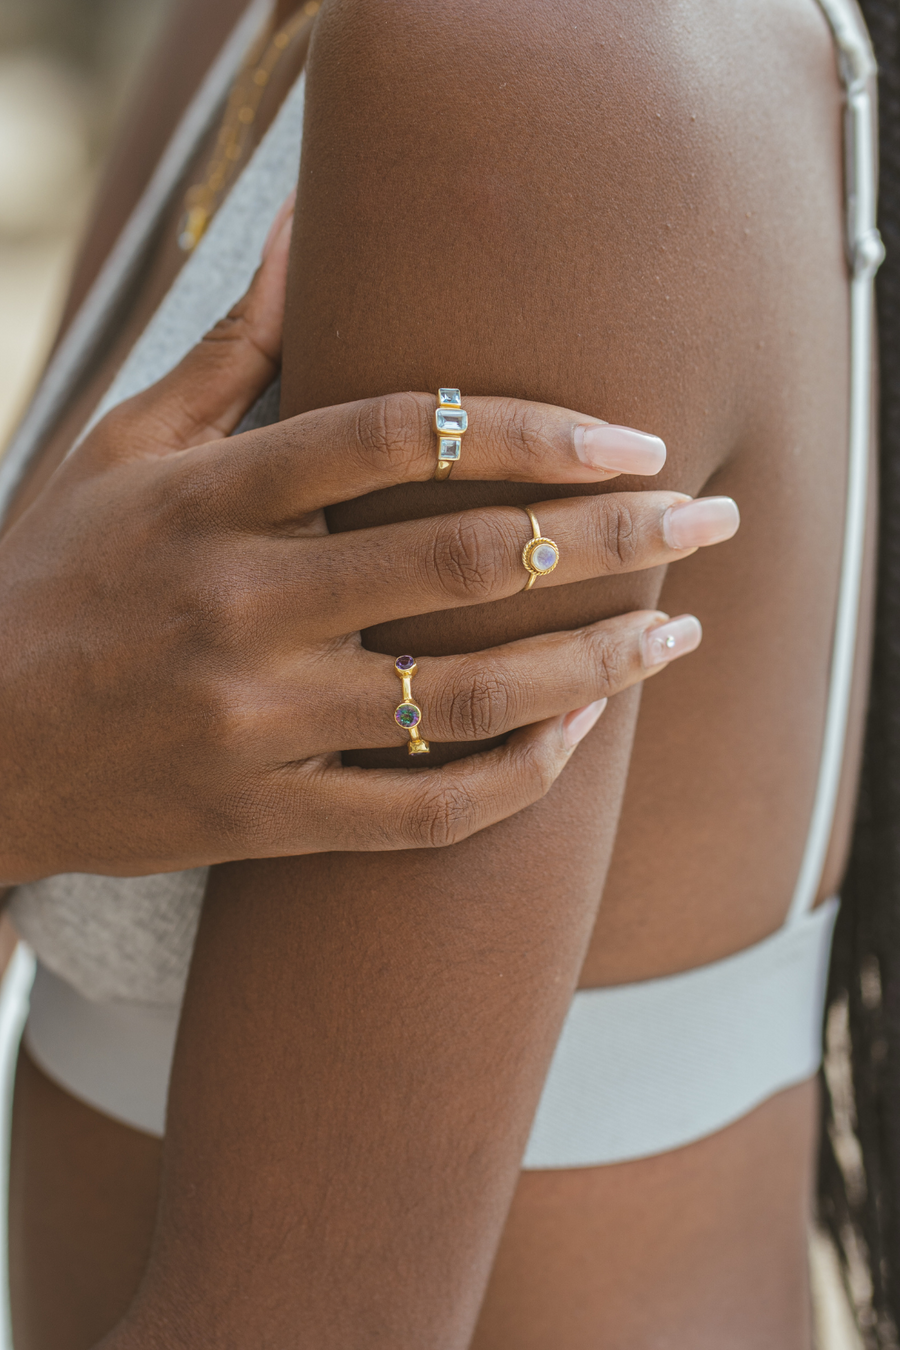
[8, 1051, 161, 1350]
[8, 0, 865, 1347]
[0, 210, 704, 880]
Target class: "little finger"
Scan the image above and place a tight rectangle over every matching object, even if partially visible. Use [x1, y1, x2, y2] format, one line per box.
[265, 708, 609, 854]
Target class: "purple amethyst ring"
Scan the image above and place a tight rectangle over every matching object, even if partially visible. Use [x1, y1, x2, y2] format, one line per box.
[521, 507, 560, 591]
[393, 656, 430, 755]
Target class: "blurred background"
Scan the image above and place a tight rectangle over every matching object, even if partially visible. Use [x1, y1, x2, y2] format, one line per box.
[0, 0, 169, 448]
[0, 1, 871, 1346]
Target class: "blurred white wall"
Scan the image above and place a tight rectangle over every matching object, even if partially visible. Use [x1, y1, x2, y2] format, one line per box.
[0, 0, 170, 444]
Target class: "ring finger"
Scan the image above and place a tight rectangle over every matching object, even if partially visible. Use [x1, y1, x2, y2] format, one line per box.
[265, 610, 701, 758]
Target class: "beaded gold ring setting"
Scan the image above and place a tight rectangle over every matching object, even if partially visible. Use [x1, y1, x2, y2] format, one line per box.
[433, 389, 468, 481]
[521, 507, 560, 591]
[393, 656, 430, 754]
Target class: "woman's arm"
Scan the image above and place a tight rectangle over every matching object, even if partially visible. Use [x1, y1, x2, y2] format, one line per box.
[105, 2, 760, 1346]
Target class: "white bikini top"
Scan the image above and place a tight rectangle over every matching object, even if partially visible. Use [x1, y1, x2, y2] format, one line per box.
[1, 0, 885, 1166]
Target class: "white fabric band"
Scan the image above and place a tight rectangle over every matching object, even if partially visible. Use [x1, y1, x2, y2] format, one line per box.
[523, 899, 839, 1167]
[24, 962, 179, 1136]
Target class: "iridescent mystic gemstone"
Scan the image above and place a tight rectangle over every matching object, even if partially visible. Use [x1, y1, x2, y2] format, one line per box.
[438, 438, 461, 460]
[435, 408, 468, 433]
[438, 388, 461, 406]
[395, 701, 422, 729]
[395, 655, 416, 672]
[531, 542, 559, 573]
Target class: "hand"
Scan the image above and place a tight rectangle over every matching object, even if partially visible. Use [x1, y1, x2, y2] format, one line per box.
[0, 209, 737, 882]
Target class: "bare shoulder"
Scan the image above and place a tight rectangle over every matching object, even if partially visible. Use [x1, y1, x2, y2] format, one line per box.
[290, 0, 845, 500]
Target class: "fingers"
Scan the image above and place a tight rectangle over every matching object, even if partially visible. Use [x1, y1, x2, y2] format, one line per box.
[203, 391, 668, 523]
[371, 611, 698, 748]
[94, 191, 296, 463]
[260, 609, 698, 757]
[257, 491, 738, 639]
[266, 709, 606, 854]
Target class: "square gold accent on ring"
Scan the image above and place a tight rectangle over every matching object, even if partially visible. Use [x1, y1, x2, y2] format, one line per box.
[438, 388, 462, 407]
[438, 437, 462, 461]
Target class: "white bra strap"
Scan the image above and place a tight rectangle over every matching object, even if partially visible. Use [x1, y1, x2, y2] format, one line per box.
[523, 899, 840, 1168]
[0, 0, 271, 523]
[787, 0, 884, 924]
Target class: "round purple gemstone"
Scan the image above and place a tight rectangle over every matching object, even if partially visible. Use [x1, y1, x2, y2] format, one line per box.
[395, 655, 416, 673]
[395, 701, 421, 729]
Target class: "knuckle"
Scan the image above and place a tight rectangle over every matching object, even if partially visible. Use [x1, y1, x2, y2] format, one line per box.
[521, 736, 560, 800]
[429, 511, 506, 603]
[404, 776, 479, 849]
[477, 398, 552, 477]
[597, 498, 641, 572]
[352, 392, 431, 481]
[175, 565, 262, 658]
[440, 665, 515, 741]
[581, 624, 630, 695]
[202, 307, 270, 363]
[194, 675, 258, 754]
[215, 771, 278, 853]
[162, 455, 222, 530]
[502, 399, 556, 474]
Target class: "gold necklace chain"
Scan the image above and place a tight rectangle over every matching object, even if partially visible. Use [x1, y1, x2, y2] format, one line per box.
[178, 1, 319, 253]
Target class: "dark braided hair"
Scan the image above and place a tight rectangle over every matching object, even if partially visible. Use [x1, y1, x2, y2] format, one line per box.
[819, 3, 900, 1344]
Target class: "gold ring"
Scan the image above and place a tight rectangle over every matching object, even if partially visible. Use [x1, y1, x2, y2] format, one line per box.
[393, 656, 430, 754]
[521, 507, 560, 591]
[433, 389, 467, 481]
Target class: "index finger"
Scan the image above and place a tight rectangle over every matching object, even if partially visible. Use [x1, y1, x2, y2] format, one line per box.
[199, 392, 666, 525]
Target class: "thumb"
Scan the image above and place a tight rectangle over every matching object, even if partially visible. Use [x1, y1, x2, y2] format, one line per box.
[103, 189, 296, 461]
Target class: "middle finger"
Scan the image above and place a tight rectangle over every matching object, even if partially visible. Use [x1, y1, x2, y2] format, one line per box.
[257, 491, 739, 639]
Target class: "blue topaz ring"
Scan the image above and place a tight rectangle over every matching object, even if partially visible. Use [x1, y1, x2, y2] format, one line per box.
[433, 388, 467, 481]
[393, 656, 430, 754]
[521, 507, 560, 591]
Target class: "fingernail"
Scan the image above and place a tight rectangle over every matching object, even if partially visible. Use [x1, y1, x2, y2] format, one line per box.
[663, 496, 740, 550]
[261, 189, 297, 260]
[641, 615, 702, 668]
[574, 423, 667, 476]
[563, 698, 608, 748]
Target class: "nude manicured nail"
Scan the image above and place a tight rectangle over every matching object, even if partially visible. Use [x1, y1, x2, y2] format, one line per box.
[574, 424, 667, 476]
[641, 615, 702, 668]
[663, 496, 740, 550]
[564, 698, 608, 748]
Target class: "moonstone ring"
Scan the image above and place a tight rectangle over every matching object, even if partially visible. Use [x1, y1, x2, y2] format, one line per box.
[433, 388, 468, 481]
[393, 656, 430, 754]
[520, 507, 560, 591]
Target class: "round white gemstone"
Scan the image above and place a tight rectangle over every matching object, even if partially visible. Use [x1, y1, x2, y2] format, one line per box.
[531, 542, 559, 572]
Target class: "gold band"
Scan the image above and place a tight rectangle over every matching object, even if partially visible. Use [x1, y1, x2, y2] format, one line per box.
[393, 657, 430, 754]
[433, 389, 467, 481]
[521, 507, 561, 591]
